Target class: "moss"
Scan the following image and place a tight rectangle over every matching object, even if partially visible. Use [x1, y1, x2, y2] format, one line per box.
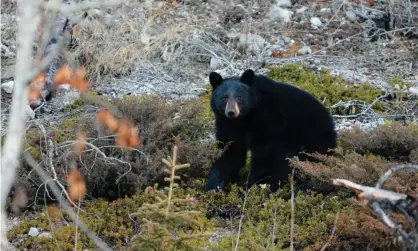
[205, 186, 349, 251]
[266, 64, 383, 114]
[198, 83, 215, 122]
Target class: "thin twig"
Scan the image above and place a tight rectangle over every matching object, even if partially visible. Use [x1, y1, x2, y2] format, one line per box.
[320, 211, 340, 251]
[234, 189, 248, 251]
[290, 168, 295, 251]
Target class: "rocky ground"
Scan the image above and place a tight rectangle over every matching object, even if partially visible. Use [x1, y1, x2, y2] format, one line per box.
[2, 0, 418, 134]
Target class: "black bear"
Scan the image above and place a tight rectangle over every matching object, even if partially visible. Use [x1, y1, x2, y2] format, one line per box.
[204, 69, 337, 192]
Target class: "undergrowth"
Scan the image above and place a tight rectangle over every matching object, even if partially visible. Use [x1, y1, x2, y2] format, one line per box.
[266, 64, 385, 114]
[8, 64, 418, 251]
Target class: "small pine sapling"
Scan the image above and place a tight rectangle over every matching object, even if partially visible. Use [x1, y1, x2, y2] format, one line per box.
[130, 140, 213, 250]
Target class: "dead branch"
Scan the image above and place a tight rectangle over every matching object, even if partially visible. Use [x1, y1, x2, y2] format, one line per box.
[333, 164, 418, 251]
[23, 152, 112, 251]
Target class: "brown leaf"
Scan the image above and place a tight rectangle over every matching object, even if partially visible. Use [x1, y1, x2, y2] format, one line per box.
[28, 72, 46, 102]
[271, 49, 279, 58]
[53, 65, 72, 88]
[66, 169, 86, 202]
[96, 109, 119, 133]
[74, 129, 87, 154]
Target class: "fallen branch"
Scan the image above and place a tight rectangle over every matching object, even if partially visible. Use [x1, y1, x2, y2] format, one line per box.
[333, 164, 418, 251]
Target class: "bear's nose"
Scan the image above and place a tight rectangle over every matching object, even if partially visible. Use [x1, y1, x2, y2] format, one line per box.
[227, 111, 235, 117]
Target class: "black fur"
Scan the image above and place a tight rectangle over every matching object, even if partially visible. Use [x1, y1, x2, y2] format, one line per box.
[205, 69, 337, 192]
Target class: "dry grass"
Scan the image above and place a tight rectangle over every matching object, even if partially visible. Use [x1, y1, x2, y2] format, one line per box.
[69, 1, 239, 82]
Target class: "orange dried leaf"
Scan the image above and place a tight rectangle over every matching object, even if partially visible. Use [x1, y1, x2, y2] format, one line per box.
[115, 121, 131, 148]
[128, 126, 141, 148]
[69, 76, 89, 93]
[96, 109, 119, 133]
[74, 130, 87, 154]
[28, 88, 42, 102]
[74, 66, 87, 80]
[66, 169, 86, 202]
[53, 65, 72, 88]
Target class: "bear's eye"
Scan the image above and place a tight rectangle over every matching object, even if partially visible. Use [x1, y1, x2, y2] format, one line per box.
[222, 95, 228, 102]
[236, 95, 242, 100]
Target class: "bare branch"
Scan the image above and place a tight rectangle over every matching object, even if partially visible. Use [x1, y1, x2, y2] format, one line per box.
[1, 1, 42, 248]
[333, 164, 418, 251]
[23, 152, 112, 251]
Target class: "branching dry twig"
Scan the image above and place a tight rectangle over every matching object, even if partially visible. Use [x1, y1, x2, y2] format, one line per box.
[23, 152, 112, 251]
[333, 164, 418, 251]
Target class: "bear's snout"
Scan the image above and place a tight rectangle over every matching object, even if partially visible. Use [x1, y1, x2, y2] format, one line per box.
[225, 98, 240, 118]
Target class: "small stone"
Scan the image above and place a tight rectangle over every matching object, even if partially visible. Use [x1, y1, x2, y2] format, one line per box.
[38, 232, 53, 239]
[296, 6, 308, 13]
[276, 0, 292, 7]
[320, 8, 331, 13]
[346, 11, 357, 22]
[265, 5, 293, 23]
[298, 46, 312, 55]
[310, 17, 323, 29]
[28, 227, 40, 237]
[1, 80, 14, 94]
[409, 87, 418, 95]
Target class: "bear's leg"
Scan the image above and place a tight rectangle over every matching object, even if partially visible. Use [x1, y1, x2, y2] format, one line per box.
[248, 141, 292, 192]
[205, 141, 247, 191]
[269, 154, 292, 193]
[246, 140, 272, 189]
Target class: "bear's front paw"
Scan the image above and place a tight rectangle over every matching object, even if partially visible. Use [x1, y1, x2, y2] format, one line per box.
[204, 182, 224, 192]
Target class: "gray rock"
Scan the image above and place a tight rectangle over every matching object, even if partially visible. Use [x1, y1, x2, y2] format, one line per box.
[320, 8, 331, 13]
[276, 0, 292, 7]
[28, 227, 40, 237]
[265, 5, 293, 23]
[298, 46, 312, 55]
[409, 87, 418, 95]
[346, 11, 357, 22]
[1, 80, 14, 94]
[296, 6, 308, 13]
[310, 17, 323, 29]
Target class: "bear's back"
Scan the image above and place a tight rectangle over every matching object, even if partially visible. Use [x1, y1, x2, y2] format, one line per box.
[251, 74, 335, 134]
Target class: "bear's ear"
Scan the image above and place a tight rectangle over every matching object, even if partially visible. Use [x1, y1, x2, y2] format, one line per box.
[240, 69, 255, 86]
[209, 72, 223, 89]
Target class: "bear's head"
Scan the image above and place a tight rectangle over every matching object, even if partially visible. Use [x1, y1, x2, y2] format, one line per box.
[209, 69, 256, 119]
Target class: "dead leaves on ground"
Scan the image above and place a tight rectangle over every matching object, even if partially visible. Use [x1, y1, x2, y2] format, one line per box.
[96, 109, 142, 149]
[28, 65, 89, 102]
